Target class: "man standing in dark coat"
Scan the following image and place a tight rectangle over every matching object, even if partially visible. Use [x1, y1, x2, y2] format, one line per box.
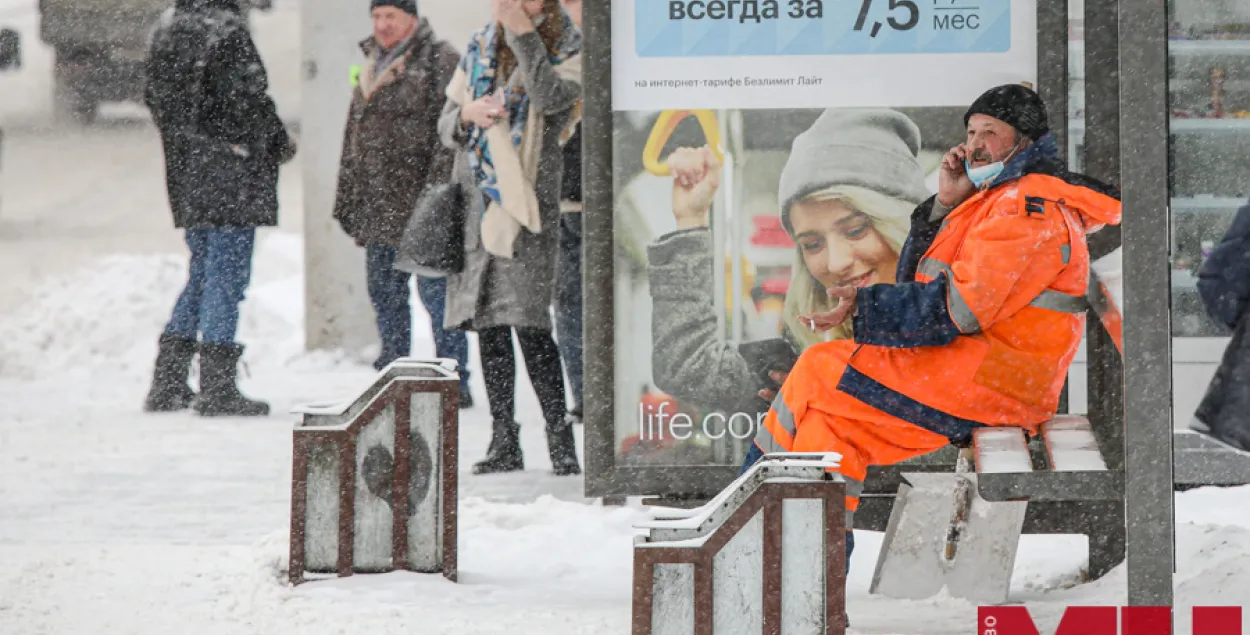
[332, 0, 473, 405]
[142, 0, 296, 417]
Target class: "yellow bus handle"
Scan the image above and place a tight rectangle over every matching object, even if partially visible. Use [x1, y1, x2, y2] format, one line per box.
[642, 110, 725, 176]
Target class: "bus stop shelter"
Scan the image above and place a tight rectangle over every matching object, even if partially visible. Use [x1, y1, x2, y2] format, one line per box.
[580, 0, 1250, 609]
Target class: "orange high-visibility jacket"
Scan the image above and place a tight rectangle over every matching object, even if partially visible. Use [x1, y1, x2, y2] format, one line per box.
[777, 135, 1123, 445]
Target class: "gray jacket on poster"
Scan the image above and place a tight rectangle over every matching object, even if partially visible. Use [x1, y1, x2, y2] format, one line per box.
[648, 229, 771, 416]
[438, 30, 579, 332]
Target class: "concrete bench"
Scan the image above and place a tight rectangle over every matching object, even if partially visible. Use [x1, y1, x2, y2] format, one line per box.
[633, 453, 849, 635]
[871, 415, 1116, 605]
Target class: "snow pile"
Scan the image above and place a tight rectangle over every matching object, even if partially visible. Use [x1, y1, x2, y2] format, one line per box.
[0, 253, 191, 379]
[0, 231, 344, 380]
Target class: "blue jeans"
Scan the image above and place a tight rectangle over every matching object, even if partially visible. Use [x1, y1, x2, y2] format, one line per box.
[416, 276, 471, 393]
[164, 228, 256, 345]
[741, 442, 854, 575]
[554, 213, 583, 413]
[366, 244, 412, 369]
[366, 245, 471, 391]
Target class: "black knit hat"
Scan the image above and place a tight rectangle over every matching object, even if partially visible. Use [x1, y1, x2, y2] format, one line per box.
[371, 0, 417, 15]
[964, 84, 1050, 141]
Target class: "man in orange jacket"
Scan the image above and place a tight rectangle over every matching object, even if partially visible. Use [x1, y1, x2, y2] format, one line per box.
[741, 85, 1122, 572]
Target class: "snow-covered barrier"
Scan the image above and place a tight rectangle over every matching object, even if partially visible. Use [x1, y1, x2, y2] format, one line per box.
[287, 359, 461, 585]
[633, 453, 848, 635]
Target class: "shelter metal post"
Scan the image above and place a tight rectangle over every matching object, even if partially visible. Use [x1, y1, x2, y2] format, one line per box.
[581, 0, 616, 497]
[1086, 0, 1126, 474]
[1118, 0, 1176, 608]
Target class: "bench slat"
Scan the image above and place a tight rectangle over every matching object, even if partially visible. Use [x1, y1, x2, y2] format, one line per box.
[973, 427, 1034, 474]
[1043, 416, 1109, 472]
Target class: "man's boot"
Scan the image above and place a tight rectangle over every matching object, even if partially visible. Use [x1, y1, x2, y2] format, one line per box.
[472, 420, 524, 474]
[143, 333, 198, 412]
[194, 341, 270, 417]
[546, 414, 582, 476]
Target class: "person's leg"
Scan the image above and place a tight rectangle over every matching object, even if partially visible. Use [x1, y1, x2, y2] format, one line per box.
[553, 213, 584, 419]
[474, 326, 523, 474]
[164, 229, 209, 339]
[194, 227, 268, 417]
[516, 327, 580, 475]
[146, 230, 208, 412]
[754, 339, 957, 580]
[416, 275, 473, 406]
[365, 244, 412, 371]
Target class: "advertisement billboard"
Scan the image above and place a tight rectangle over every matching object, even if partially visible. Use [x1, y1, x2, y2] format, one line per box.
[586, 0, 1043, 497]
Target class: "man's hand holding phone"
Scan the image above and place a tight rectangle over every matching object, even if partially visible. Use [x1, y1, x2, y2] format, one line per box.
[937, 143, 977, 209]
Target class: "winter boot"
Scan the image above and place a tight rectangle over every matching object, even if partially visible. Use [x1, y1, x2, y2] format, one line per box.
[193, 342, 270, 417]
[143, 333, 198, 412]
[546, 414, 582, 476]
[472, 420, 524, 474]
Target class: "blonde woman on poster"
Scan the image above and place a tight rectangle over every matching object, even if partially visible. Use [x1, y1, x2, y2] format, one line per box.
[647, 108, 932, 417]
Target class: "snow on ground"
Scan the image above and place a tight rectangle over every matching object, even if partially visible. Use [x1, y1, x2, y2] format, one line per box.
[1, 235, 1250, 635]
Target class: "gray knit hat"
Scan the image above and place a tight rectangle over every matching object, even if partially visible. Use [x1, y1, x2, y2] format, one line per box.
[777, 108, 930, 234]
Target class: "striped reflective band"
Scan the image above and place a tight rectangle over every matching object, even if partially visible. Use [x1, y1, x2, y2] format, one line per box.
[844, 476, 865, 499]
[1030, 289, 1088, 314]
[916, 257, 950, 280]
[753, 426, 786, 454]
[947, 285, 983, 334]
[846, 509, 855, 529]
[917, 258, 981, 333]
[753, 396, 797, 453]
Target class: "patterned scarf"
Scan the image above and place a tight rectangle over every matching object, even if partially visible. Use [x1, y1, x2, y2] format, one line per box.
[459, 14, 581, 204]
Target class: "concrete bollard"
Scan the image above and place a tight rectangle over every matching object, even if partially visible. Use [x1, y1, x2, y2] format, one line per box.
[632, 453, 848, 635]
[288, 359, 460, 585]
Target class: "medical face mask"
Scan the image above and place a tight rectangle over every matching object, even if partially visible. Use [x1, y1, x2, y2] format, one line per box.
[964, 140, 1023, 188]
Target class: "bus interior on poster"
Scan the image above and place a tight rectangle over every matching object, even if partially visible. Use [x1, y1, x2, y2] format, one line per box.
[608, 106, 973, 468]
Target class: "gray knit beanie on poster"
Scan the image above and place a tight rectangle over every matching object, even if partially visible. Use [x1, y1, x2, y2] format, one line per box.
[777, 108, 930, 234]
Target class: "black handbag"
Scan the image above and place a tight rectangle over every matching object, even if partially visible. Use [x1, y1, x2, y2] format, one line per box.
[394, 180, 466, 277]
[394, 45, 468, 278]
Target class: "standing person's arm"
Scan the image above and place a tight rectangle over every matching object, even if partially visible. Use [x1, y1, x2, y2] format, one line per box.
[496, 0, 580, 115]
[427, 43, 462, 178]
[216, 26, 293, 162]
[505, 29, 580, 115]
[437, 63, 505, 151]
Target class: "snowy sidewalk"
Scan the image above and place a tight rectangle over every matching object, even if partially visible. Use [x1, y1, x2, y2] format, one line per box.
[1, 236, 1250, 634]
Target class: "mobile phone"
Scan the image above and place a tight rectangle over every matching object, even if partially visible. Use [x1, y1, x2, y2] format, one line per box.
[737, 338, 800, 391]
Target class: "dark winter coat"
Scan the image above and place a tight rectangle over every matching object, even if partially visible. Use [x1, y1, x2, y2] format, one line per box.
[144, 0, 294, 229]
[1193, 313, 1250, 447]
[1198, 202, 1250, 331]
[332, 22, 460, 247]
